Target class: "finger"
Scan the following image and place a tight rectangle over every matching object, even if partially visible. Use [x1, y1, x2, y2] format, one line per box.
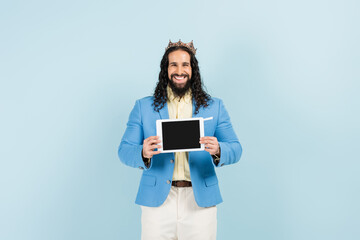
[204, 144, 219, 153]
[205, 148, 217, 155]
[208, 138, 218, 144]
[200, 138, 217, 144]
[144, 148, 159, 158]
[204, 143, 217, 149]
[145, 136, 159, 142]
[204, 143, 215, 150]
[152, 150, 161, 155]
[201, 140, 217, 146]
[147, 139, 162, 145]
[206, 148, 217, 155]
[149, 145, 162, 150]
[203, 139, 217, 144]
[207, 141, 219, 147]
[200, 136, 216, 141]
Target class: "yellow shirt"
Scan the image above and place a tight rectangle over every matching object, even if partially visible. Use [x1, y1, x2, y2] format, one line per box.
[167, 86, 192, 181]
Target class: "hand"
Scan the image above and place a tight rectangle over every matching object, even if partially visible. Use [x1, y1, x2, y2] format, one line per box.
[142, 136, 161, 159]
[200, 137, 220, 155]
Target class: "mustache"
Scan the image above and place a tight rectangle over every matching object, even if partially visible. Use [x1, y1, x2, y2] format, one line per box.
[171, 73, 189, 79]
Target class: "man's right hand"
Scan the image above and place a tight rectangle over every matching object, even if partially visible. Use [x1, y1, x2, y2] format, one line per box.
[142, 136, 162, 159]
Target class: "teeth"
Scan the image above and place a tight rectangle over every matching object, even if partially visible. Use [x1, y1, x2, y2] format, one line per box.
[175, 76, 185, 79]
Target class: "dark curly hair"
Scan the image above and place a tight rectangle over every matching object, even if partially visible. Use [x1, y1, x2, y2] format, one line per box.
[153, 46, 212, 114]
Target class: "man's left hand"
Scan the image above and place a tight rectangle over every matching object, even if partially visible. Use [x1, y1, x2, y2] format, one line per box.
[200, 137, 220, 155]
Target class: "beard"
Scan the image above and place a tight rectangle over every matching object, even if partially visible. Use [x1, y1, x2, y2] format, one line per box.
[168, 74, 192, 97]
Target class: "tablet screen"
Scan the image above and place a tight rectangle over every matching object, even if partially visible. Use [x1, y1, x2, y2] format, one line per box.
[162, 120, 201, 151]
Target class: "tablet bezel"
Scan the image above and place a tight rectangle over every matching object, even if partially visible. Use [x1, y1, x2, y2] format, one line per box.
[156, 117, 205, 153]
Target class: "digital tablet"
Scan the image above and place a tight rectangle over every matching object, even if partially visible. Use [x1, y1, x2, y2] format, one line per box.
[156, 117, 205, 153]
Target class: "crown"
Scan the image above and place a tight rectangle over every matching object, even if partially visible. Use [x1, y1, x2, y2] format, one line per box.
[165, 39, 197, 55]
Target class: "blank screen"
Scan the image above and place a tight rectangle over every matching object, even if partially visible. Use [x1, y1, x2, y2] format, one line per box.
[162, 120, 201, 150]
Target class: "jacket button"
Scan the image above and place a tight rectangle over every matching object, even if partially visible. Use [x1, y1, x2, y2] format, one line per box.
[139, 166, 144, 170]
[166, 180, 171, 184]
[170, 159, 174, 163]
[220, 163, 225, 167]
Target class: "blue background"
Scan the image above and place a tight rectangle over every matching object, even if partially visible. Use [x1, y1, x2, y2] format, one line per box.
[1, 0, 359, 239]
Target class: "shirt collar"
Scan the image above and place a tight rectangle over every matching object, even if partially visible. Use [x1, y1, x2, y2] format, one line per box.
[167, 85, 192, 104]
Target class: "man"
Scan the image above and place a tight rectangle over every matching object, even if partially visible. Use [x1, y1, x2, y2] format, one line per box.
[118, 40, 242, 240]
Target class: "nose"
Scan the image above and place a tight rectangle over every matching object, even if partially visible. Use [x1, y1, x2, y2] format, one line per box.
[175, 66, 184, 75]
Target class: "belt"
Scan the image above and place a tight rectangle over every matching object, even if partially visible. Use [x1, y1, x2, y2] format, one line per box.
[172, 181, 192, 187]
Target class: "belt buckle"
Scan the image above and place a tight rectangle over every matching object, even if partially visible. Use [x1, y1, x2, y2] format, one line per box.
[173, 181, 191, 187]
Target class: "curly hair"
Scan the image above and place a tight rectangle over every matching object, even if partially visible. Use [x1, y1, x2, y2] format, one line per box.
[152, 46, 212, 114]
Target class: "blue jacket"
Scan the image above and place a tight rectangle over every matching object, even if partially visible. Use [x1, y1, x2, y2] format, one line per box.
[118, 96, 242, 207]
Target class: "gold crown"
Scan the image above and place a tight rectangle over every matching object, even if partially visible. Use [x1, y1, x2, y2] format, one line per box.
[165, 39, 197, 55]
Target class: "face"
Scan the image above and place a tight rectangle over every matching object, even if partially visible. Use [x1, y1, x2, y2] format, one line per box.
[167, 50, 192, 91]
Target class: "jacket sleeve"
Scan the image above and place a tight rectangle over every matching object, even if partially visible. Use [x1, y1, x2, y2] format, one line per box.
[213, 99, 242, 167]
[118, 100, 153, 170]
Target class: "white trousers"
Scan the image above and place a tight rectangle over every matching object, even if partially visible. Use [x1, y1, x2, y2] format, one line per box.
[141, 186, 217, 240]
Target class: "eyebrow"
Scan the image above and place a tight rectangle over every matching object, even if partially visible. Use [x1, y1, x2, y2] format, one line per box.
[169, 61, 190, 65]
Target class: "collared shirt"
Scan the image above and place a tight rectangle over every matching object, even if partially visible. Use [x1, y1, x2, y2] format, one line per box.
[167, 85, 192, 181]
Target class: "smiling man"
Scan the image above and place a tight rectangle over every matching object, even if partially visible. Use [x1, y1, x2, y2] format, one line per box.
[118, 40, 242, 240]
[167, 49, 192, 95]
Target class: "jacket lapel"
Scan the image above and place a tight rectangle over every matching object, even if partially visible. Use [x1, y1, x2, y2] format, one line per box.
[192, 98, 196, 117]
[192, 98, 204, 118]
[158, 102, 169, 119]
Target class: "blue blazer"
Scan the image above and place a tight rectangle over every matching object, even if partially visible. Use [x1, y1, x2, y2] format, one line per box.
[118, 96, 242, 207]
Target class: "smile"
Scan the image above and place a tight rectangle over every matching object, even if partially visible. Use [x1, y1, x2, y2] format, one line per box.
[174, 75, 186, 80]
